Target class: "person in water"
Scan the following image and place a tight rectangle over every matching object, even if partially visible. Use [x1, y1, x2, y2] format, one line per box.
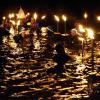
[47, 43, 72, 75]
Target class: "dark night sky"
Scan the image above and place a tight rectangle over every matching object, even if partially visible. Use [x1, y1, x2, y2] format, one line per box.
[0, 0, 99, 15]
[0, 0, 99, 31]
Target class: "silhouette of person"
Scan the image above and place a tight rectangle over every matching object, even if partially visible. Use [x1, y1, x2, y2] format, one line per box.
[47, 43, 72, 75]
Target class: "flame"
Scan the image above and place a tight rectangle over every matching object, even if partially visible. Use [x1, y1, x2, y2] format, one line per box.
[11, 13, 15, 18]
[9, 13, 15, 19]
[97, 16, 100, 21]
[54, 15, 60, 22]
[86, 28, 94, 39]
[9, 14, 12, 19]
[17, 13, 25, 19]
[33, 12, 38, 20]
[2, 16, 6, 20]
[20, 14, 24, 19]
[84, 12, 88, 19]
[26, 12, 30, 17]
[62, 15, 67, 21]
[41, 15, 46, 19]
[34, 40, 40, 50]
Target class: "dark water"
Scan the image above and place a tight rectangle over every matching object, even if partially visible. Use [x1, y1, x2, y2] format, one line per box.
[0, 39, 100, 100]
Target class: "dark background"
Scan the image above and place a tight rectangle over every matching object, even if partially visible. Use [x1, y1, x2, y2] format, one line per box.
[0, 0, 99, 15]
[0, 0, 100, 32]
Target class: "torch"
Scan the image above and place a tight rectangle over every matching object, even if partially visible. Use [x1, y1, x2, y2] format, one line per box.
[41, 15, 46, 20]
[33, 12, 38, 28]
[97, 16, 100, 22]
[54, 15, 60, 32]
[62, 15, 67, 33]
[83, 12, 88, 26]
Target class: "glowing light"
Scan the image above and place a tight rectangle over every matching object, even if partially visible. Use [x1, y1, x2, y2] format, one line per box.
[10, 27, 15, 35]
[20, 14, 24, 19]
[9, 13, 15, 19]
[34, 40, 40, 50]
[86, 28, 94, 39]
[10, 20, 16, 25]
[33, 12, 38, 21]
[9, 14, 12, 19]
[17, 20, 20, 26]
[17, 14, 25, 19]
[11, 13, 15, 18]
[26, 12, 30, 17]
[84, 12, 88, 19]
[54, 15, 60, 22]
[54, 15, 60, 32]
[78, 36, 84, 64]
[75, 56, 82, 63]
[97, 16, 100, 21]
[78, 37, 84, 41]
[2, 16, 6, 20]
[41, 27, 47, 36]
[17, 7, 25, 19]
[78, 24, 85, 33]
[3, 37, 7, 43]
[41, 15, 46, 19]
[41, 27, 47, 33]
[10, 42, 17, 48]
[76, 64, 86, 72]
[27, 22, 31, 26]
[62, 15, 67, 21]
[62, 15, 68, 33]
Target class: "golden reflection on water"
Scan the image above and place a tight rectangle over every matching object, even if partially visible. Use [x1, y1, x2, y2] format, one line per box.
[1, 51, 100, 99]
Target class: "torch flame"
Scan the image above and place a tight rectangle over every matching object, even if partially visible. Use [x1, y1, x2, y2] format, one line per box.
[34, 12, 38, 20]
[9, 14, 12, 19]
[20, 14, 24, 19]
[26, 12, 30, 17]
[2, 16, 6, 20]
[54, 15, 59, 22]
[84, 12, 88, 19]
[17, 14, 24, 19]
[41, 15, 46, 19]
[97, 16, 100, 21]
[11, 13, 15, 18]
[9, 13, 15, 19]
[62, 15, 67, 21]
